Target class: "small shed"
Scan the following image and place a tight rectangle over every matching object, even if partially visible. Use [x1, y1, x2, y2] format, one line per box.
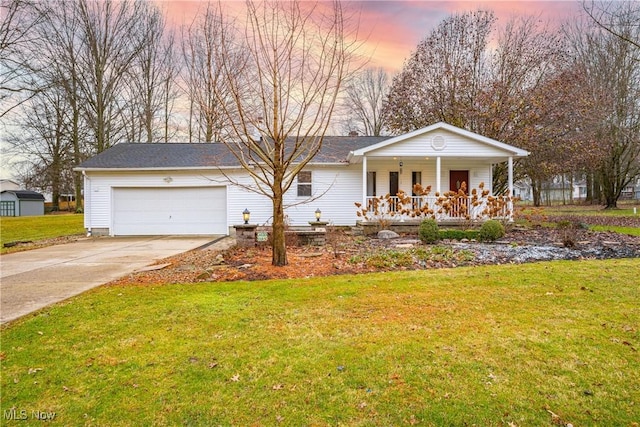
[0, 190, 46, 217]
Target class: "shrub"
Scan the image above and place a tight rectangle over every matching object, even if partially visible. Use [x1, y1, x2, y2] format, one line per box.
[478, 220, 505, 242]
[556, 219, 582, 248]
[364, 250, 414, 269]
[419, 218, 440, 244]
[439, 229, 479, 241]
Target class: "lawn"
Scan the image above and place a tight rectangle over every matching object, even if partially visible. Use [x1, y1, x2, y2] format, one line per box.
[1, 259, 638, 426]
[518, 201, 640, 217]
[590, 225, 640, 236]
[0, 214, 84, 253]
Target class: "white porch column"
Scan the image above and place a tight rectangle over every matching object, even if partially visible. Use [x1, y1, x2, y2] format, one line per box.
[436, 156, 441, 194]
[508, 156, 514, 221]
[362, 155, 367, 206]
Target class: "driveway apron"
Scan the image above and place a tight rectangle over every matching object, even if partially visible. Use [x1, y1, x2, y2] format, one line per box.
[0, 236, 216, 324]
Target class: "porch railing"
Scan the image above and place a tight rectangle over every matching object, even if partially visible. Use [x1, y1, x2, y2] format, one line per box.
[364, 196, 511, 222]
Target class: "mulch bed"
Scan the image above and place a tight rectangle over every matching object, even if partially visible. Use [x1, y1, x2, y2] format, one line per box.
[108, 225, 640, 286]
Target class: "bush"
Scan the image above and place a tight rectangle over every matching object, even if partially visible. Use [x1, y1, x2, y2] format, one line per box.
[556, 219, 582, 248]
[364, 250, 414, 269]
[478, 220, 505, 242]
[419, 218, 440, 244]
[439, 229, 479, 241]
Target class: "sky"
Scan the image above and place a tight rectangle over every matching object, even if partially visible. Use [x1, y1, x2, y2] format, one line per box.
[158, 0, 584, 72]
[1, 1, 585, 182]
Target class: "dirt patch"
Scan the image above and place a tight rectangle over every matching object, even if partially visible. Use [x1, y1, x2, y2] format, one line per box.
[108, 226, 640, 286]
[2, 235, 85, 254]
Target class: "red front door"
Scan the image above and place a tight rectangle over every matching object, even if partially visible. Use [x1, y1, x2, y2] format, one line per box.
[449, 170, 469, 217]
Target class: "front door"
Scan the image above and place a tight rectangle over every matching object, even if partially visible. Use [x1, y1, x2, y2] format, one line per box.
[389, 171, 399, 211]
[412, 171, 422, 209]
[449, 170, 469, 217]
[450, 170, 469, 193]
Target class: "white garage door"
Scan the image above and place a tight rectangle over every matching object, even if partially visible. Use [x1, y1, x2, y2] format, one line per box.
[112, 187, 227, 235]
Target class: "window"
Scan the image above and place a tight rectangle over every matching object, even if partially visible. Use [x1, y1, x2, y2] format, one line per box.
[412, 171, 422, 196]
[0, 201, 15, 216]
[367, 171, 376, 196]
[297, 171, 312, 197]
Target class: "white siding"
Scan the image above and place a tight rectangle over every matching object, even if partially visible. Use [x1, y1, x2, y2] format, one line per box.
[366, 129, 511, 159]
[223, 166, 364, 227]
[83, 158, 496, 231]
[363, 158, 493, 196]
[83, 168, 365, 230]
[284, 167, 363, 226]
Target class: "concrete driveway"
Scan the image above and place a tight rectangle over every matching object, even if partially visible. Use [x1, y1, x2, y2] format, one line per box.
[0, 236, 217, 324]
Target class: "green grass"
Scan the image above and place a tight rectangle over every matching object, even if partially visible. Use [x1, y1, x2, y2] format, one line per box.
[590, 225, 640, 236]
[0, 214, 84, 253]
[519, 202, 640, 217]
[1, 260, 638, 425]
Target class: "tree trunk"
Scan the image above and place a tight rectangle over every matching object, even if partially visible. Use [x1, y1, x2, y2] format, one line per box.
[531, 178, 542, 207]
[271, 184, 287, 266]
[600, 165, 620, 209]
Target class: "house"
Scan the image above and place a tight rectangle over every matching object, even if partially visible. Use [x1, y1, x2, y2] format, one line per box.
[0, 179, 20, 192]
[76, 122, 529, 236]
[0, 190, 46, 217]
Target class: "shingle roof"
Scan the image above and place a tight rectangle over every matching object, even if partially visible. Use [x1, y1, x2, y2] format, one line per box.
[76, 137, 390, 170]
[1, 190, 45, 200]
[76, 143, 237, 169]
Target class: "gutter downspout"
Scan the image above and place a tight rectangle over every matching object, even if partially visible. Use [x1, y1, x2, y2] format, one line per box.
[82, 171, 91, 236]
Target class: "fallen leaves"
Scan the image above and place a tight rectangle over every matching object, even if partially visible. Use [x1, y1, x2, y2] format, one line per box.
[105, 228, 640, 287]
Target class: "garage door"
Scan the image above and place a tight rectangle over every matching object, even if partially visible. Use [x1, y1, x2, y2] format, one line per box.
[112, 187, 227, 235]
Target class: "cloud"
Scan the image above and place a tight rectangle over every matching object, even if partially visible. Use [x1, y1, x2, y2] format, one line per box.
[157, 0, 583, 72]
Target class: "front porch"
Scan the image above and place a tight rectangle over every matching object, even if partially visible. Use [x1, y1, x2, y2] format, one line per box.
[346, 122, 527, 224]
[359, 190, 513, 224]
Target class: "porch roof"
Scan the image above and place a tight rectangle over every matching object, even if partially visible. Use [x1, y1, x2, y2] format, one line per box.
[347, 122, 529, 162]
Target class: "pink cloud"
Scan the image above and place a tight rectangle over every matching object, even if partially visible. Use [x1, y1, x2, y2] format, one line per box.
[156, 1, 583, 72]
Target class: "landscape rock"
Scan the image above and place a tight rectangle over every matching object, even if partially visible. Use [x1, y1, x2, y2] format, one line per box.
[377, 230, 400, 239]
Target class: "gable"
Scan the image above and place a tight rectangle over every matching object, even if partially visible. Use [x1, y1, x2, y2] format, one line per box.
[350, 122, 528, 160]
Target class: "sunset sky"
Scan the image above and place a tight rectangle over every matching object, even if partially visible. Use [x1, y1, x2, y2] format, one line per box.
[158, 1, 584, 72]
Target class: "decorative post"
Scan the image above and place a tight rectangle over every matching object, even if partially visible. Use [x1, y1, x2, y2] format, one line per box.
[234, 208, 257, 247]
[308, 208, 328, 229]
[436, 156, 441, 194]
[508, 156, 514, 222]
[362, 155, 368, 208]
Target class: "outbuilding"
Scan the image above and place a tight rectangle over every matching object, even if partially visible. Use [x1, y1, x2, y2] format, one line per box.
[0, 190, 46, 217]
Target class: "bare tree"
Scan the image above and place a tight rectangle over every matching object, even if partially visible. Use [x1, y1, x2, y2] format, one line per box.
[7, 86, 75, 209]
[213, 0, 356, 266]
[583, 1, 640, 50]
[486, 16, 568, 199]
[122, 5, 178, 143]
[0, 0, 43, 118]
[384, 11, 567, 200]
[180, 2, 237, 143]
[74, 0, 150, 152]
[568, 11, 640, 208]
[340, 67, 389, 136]
[385, 10, 495, 134]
